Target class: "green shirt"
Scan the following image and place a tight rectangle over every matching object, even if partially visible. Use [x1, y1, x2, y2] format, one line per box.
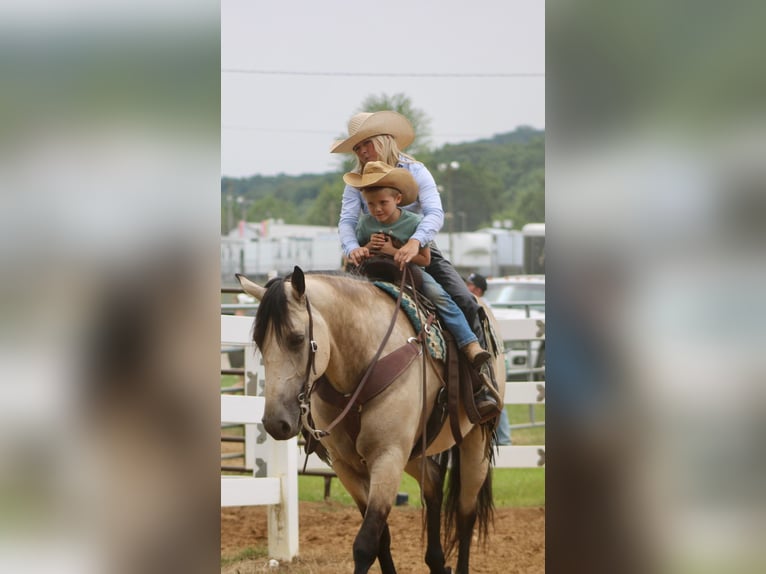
[356, 209, 423, 248]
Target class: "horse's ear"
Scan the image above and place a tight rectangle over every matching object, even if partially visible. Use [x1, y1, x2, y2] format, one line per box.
[236, 273, 266, 301]
[291, 266, 305, 298]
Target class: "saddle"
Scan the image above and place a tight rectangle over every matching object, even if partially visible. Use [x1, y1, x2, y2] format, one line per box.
[353, 253, 424, 292]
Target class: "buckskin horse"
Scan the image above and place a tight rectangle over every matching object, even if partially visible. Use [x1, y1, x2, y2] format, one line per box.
[236, 266, 505, 574]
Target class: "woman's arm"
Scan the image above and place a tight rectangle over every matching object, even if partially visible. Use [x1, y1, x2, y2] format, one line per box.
[411, 245, 431, 267]
[338, 184, 364, 257]
[378, 237, 430, 267]
[405, 162, 444, 246]
[395, 163, 444, 267]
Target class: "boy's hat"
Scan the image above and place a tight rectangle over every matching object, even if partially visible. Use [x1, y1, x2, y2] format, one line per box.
[343, 161, 419, 206]
[330, 111, 415, 154]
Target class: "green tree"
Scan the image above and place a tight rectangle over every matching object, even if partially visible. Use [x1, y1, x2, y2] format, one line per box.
[304, 181, 344, 227]
[249, 195, 298, 224]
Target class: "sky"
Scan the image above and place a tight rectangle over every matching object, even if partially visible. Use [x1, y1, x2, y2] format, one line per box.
[221, 0, 545, 178]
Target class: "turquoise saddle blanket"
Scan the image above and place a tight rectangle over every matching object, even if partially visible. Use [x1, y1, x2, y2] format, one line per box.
[373, 281, 446, 360]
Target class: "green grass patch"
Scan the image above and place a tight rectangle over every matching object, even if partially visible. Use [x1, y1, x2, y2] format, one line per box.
[505, 404, 545, 445]
[492, 468, 545, 506]
[298, 465, 544, 509]
[221, 374, 241, 389]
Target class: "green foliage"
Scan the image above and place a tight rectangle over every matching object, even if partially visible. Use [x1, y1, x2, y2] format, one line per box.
[303, 181, 344, 227]
[221, 126, 544, 234]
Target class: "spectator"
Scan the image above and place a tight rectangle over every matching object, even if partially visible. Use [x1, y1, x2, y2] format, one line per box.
[466, 273, 512, 445]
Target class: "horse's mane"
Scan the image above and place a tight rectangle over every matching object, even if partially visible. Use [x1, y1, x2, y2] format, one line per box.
[253, 270, 374, 349]
[253, 276, 290, 349]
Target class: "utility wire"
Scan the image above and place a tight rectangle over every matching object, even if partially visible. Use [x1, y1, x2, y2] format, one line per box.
[222, 68, 544, 78]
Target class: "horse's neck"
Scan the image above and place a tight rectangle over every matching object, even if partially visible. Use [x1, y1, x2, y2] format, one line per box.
[310, 278, 405, 392]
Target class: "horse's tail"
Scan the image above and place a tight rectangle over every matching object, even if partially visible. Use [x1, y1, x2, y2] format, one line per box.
[442, 427, 496, 557]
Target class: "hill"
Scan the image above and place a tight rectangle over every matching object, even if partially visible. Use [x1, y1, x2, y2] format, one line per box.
[221, 126, 544, 233]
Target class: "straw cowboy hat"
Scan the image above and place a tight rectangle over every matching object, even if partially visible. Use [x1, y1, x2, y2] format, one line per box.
[343, 161, 419, 206]
[330, 110, 415, 153]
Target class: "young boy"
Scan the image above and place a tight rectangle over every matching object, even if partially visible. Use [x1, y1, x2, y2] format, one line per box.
[344, 161, 501, 421]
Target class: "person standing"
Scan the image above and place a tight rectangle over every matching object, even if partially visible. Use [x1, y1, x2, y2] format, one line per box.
[467, 273, 511, 444]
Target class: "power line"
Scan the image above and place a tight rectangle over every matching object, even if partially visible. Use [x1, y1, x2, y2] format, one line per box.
[222, 68, 544, 78]
[222, 126, 338, 135]
[222, 125, 528, 139]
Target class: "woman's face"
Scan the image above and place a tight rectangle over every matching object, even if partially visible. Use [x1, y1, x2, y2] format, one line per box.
[353, 138, 378, 165]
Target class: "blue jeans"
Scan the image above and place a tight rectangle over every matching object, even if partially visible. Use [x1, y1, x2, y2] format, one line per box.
[420, 271, 477, 349]
[496, 408, 512, 445]
[425, 245, 486, 348]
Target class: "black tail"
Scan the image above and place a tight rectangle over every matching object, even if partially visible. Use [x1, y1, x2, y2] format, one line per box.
[442, 434, 495, 557]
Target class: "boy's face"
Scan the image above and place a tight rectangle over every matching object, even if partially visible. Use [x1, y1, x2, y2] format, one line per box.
[362, 187, 401, 225]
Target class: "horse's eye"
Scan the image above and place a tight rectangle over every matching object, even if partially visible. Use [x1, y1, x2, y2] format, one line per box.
[287, 332, 305, 349]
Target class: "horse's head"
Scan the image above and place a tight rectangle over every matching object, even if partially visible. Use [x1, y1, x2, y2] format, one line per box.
[237, 267, 330, 440]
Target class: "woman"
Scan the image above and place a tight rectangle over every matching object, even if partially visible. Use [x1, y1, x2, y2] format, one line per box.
[332, 110, 501, 420]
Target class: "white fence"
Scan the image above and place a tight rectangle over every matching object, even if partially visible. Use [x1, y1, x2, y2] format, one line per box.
[220, 314, 545, 559]
[220, 316, 299, 561]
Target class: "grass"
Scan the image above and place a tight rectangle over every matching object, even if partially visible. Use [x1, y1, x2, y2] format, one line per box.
[298, 466, 544, 509]
[221, 373, 241, 389]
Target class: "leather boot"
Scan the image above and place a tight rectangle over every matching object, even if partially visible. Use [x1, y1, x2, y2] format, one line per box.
[462, 342, 502, 423]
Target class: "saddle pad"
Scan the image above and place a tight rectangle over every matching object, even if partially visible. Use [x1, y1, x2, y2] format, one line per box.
[373, 281, 446, 360]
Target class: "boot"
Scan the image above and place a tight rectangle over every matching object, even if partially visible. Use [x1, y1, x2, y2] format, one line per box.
[461, 342, 502, 423]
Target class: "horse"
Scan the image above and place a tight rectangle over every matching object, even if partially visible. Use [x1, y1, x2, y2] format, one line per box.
[237, 266, 505, 574]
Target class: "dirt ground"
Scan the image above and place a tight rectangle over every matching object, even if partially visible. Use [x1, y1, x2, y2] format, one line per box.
[221, 501, 544, 573]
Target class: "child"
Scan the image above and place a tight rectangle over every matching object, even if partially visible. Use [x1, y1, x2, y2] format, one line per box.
[345, 161, 501, 421]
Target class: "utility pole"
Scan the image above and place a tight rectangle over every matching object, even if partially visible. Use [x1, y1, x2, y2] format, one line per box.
[438, 161, 460, 262]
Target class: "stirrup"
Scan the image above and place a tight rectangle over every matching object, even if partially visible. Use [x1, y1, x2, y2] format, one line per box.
[473, 388, 502, 423]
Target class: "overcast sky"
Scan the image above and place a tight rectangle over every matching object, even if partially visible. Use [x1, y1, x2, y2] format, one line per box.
[221, 0, 544, 178]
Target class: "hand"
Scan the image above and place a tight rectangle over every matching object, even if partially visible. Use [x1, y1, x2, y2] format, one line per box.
[394, 238, 420, 270]
[368, 233, 389, 252]
[348, 247, 370, 266]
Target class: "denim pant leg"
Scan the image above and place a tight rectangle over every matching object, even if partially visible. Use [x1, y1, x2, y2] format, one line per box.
[420, 272, 477, 349]
[426, 247, 486, 348]
[496, 408, 512, 445]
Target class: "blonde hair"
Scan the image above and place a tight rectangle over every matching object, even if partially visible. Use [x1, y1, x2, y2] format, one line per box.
[352, 134, 418, 173]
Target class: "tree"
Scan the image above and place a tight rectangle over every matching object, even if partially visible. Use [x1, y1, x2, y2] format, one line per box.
[304, 182, 344, 227]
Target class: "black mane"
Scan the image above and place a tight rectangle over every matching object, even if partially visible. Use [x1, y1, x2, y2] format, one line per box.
[253, 276, 291, 349]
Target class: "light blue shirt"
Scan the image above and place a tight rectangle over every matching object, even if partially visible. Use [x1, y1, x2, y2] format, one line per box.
[338, 159, 444, 257]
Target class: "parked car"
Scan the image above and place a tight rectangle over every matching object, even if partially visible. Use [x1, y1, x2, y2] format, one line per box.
[483, 275, 545, 380]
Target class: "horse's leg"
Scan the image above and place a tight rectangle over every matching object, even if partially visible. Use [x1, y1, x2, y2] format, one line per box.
[405, 454, 450, 574]
[454, 426, 493, 574]
[332, 459, 397, 574]
[350, 450, 409, 574]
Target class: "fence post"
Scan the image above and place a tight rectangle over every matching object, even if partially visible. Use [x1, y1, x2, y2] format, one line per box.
[268, 435, 299, 560]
